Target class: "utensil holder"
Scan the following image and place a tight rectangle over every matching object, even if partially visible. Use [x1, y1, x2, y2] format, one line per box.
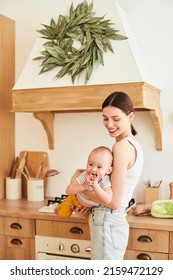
[145, 187, 161, 203]
[27, 179, 44, 201]
[6, 177, 22, 200]
[169, 182, 173, 199]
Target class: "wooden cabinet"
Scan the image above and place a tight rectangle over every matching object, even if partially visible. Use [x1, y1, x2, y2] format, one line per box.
[1, 199, 173, 260]
[36, 219, 90, 240]
[170, 232, 173, 260]
[125, 214, 173, 260]
[124, 228, 169, 260]
[0, 235, 5, 259]
[0, 216, 35, 260]
[0, 14, 15, 199]
[12, 82, 162, 150]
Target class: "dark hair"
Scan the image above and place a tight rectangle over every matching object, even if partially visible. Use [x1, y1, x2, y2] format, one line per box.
[102, 91, 137, 136]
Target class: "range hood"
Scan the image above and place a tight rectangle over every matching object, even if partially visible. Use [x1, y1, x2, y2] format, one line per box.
[12, 0, 162, 150]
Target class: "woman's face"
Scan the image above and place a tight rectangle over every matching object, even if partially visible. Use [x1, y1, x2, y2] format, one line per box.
[102, 106, 134, 140]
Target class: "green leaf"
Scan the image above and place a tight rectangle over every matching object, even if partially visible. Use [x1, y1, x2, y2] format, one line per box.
[39, 63, 57, 74]
[96, 49, 104, 66]
[95, 36, 104, 52]
[85, 62, 93, 84]
[102, 37, 114, 52]
[46, 48, 59, 59]
[110, 34, 128, 40]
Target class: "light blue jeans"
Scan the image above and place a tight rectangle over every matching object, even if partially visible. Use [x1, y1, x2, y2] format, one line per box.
[89, 206, 129, 260]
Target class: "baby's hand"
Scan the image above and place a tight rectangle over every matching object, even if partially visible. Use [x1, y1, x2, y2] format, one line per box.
[86, 173, 98, 186]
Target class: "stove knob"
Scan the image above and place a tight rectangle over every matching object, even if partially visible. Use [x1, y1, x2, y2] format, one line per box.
[59, 244, 64, 251]
[71, 244, 80, 253]
[85, 247, 91, 253]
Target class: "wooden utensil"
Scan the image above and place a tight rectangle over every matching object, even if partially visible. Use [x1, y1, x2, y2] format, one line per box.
[15, 151, 28, 179]
[10, 157, 19, 178]
[19, 151, 49, 197]
[44, 169, 59, 178]
[40, 166, 49, 179]
[36, 161, 44, 178]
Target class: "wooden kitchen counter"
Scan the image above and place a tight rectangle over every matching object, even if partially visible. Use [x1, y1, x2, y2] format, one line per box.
[0, 198, 88, 223]
[1, 198, 173, 260]
[1, 198, 173, 227]
[127, 212, 173, 231]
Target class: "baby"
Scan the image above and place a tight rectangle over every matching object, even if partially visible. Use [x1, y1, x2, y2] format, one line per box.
[55, 146, 113, 218]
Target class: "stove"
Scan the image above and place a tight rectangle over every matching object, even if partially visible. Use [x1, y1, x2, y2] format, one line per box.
[36, 236, 91, 260]
[36, 195, 91, 260]
[38, 194, 68, 213]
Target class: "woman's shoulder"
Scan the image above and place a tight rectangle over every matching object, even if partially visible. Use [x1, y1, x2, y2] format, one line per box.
[112, 137, 141, 158]
[112, 138, 131, 154]
[113, 137, 132, 148]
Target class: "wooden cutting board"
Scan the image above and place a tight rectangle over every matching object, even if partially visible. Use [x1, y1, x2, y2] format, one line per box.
[19, 151, 49, 197]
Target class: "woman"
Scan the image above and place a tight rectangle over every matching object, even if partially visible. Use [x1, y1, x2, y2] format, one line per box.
[72, 91, 143, 260]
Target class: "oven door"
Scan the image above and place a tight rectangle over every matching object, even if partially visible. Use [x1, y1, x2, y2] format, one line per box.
[36, 236, 91, 260]
[37, 252, 89, 260]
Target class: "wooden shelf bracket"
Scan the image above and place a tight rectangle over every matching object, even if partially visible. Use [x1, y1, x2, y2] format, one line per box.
[33, 112, 54, 149]
[150, 109, 162, 151]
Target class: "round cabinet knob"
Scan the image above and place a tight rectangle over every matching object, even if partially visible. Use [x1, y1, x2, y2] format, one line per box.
[71, 244, 80, 253]
[59, 244, 64, 251]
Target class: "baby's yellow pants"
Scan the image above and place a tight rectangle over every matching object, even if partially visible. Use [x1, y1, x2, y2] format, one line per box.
[57, 195, 80, 218]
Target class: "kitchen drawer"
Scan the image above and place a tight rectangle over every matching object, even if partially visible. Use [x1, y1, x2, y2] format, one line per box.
[0, 235, 5, 259]
[36, 220, 90, 240]
[170, 232, 173, 253]
[127, 228, 169, 253]
[1, 216, 35, 238]
[124, 250, 168, 260]
[5, 236, 35, 260]
[169, 254, 173, 260]
[0, 218, 3, 234]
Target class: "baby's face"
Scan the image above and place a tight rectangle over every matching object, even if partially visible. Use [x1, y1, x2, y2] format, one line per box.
[86, 150, 112, 181]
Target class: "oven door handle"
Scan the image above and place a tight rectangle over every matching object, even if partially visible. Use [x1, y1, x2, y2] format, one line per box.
[70, 227, 83, 234]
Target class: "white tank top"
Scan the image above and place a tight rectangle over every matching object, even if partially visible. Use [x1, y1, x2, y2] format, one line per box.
[120, 137, 144, 207]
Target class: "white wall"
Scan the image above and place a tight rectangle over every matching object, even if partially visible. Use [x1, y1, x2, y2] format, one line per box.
[0, 0, 173, 201]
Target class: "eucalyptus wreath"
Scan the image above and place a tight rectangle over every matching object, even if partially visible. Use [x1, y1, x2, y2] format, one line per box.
[34, 1, 127, 84]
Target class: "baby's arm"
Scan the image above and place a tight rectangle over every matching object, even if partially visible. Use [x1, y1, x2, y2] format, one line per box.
[65, 169, 87, 195]
[66, 179, 88, 195]
[81, 173, 113, 205]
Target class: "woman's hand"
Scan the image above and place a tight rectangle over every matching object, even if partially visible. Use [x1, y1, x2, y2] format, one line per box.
[71, 205, 91, 217]
[54, 204, 60, 215]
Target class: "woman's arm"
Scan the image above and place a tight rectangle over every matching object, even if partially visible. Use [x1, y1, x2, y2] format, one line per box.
[81, 185, 112, 206]
[92, 184, 112, 204]
[107, 140, 136, 210]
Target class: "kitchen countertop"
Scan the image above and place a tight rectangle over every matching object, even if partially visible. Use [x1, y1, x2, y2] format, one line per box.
[0, 198, 173, 230]
[127, 212, 173, 231]
[0, 198, 88, 223]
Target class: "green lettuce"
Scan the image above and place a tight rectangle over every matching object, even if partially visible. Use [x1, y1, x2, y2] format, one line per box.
[151, 200, 173, 218]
